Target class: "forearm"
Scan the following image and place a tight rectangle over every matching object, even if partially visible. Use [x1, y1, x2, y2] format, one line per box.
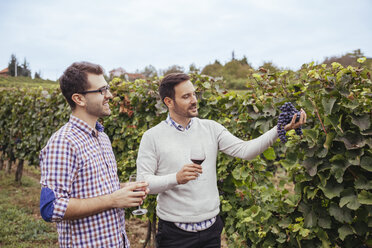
[219, 126, 278, 160]
[143, 173, 178, 194]
[64, 194, 113, 220]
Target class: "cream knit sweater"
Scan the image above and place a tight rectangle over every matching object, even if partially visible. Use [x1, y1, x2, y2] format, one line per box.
[136, 117, 278, 222]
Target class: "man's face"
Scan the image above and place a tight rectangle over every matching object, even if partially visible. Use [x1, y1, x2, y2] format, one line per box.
[84, 73, 113, 118]
[170, 80, 198, 119]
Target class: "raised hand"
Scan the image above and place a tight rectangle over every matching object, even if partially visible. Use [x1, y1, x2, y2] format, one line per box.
[284, 108, 307, 131]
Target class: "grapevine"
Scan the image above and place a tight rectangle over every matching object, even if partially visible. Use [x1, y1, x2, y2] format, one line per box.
[277, 102, 303, 143]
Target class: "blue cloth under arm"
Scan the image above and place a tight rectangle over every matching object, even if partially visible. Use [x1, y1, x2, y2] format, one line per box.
[40, 187, 56, 222]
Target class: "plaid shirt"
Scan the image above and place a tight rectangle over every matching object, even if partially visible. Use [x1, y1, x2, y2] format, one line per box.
[40, 115, 129, 248]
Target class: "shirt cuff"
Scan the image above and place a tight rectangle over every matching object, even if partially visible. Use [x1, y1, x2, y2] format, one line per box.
[52, 196, 70, 221]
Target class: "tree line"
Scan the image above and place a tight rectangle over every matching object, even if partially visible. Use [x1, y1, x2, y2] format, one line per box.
[4, 49, 371, 88]
[6, 54, 41, 79]
[135, 49, 372, 89]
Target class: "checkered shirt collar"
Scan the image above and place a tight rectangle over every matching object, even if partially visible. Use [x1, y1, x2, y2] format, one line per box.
[165, 114, 193, 132]
[69, 115, 105, 136]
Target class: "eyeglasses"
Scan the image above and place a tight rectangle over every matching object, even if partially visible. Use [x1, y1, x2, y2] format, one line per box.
[78, 85, 111, 95]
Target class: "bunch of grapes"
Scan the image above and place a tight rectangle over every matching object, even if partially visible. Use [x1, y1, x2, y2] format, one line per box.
[277, 102, 303, 143]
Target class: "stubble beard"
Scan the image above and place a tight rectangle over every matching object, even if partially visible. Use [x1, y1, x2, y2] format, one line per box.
[86, 100, 111, 118]
[174, 101, 198, 118]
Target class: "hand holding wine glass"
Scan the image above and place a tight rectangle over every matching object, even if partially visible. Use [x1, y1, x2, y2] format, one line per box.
[129, 174, 148, 215]
[190, 144, 206, 180]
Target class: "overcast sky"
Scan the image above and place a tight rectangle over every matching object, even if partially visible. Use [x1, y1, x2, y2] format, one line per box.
[0, 0, 371, 80]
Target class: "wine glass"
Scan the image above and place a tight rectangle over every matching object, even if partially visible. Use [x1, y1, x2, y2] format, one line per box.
[129, 174, 148, 215]
[190, 145, 206, 180]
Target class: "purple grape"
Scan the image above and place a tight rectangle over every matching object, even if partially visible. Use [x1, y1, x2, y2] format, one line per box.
[277, 102, 303, 143]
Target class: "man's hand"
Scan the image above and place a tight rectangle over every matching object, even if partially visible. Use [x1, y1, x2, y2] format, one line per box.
[176, 163, 203, 184]
[111, 181, 149, 208]
[284, 109, 307, 131]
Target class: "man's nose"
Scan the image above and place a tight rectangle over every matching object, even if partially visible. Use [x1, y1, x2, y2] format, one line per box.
[191, 94, 197, 103]
[106, 89, 113, 99]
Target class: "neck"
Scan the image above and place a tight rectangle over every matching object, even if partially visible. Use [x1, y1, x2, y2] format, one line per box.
[169, 112, 191, 128]
[72, 109, 98, 130]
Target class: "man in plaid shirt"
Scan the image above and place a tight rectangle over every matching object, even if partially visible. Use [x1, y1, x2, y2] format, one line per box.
[39, 61, 148, 247]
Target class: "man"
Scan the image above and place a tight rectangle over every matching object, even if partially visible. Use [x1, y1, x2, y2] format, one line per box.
[39, 61, 148, 248]
[136, 73, 306, 247]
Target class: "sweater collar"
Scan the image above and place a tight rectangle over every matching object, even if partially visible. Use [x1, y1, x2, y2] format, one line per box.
[165, 114, 193, 132]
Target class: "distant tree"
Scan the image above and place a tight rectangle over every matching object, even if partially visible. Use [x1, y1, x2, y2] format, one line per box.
[7, 54, 31, 77]
[188, 63, 200, 73]
[201, 60, 223, 77]
[141, 65, 158, 78]
[8, 54, 18, 76]
[259, 61, 279, 73]
[20, 58, 31, 77]
[34, 70, 41, 79]
[223, 60, 251, 79]
[322, 49, 365, 67]
[162, 65, 184, 76]
[239, 56, 250, 66]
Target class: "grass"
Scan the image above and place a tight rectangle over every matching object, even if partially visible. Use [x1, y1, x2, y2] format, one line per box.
[0, 76, 58, 89]
[0, 169, 58, 248]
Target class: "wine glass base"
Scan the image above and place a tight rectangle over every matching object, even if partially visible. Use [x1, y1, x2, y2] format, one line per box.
[132, 208, 148, 215]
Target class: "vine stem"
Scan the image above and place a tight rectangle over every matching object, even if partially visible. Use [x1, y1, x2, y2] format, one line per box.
[249, 164, 257, 205]
[308, 97, 327, 135]
[347, 167, 358, 180]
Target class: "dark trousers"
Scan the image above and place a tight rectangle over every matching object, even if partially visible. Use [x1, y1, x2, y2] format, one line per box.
[156, 215, 224, 248]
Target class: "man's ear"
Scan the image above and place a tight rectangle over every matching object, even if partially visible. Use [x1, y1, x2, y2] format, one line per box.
[163, 97, 173, 108]
[71, 93, 86, 107]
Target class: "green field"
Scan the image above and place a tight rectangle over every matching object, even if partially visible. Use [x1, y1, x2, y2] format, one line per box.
[0, 168, 58, 248]
[0, 76, 58, 89]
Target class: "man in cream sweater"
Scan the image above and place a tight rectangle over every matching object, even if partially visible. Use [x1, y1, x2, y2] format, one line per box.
[136, 73, 306, 247]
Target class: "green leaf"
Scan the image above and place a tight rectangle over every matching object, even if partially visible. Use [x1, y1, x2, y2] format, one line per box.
[343, 99, 360, 110]
[358, 190, 372, 205]
[357, 57, 366, 63]
[330, 160, 350, 183]
[329, 203, 352, 223]
[351, 114, 370, 131]
[329, 154, 344, 162]
[339, 189, 361, 210]
[319, 180, 343, 199]
[302, 157, 322, 176]
[324, 114, 344, 134]
[278, 218, 291, 228]
[323, 132, 335, 150]
[318, 216, 331, 229]
[334, 131, 366, 150]
[263, 147, 276, 160]
[338, 225, 354, 241]
[303, 129, 319, 148]
[299, 228, 311, 237]
[322, 97, 337, 115]
[360, 156, 372, 172]
[202, 82, 211, 89]
[355, 175, 372, 190]
[221, 200, 232, 212]
[318, 171, 331, 187]
[304, 210, 317, 228]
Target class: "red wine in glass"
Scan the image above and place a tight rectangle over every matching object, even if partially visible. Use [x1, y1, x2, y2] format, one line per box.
[191, 159, 205, 165]
[190, 145, 206, 180]
[129, 174, 148, 215]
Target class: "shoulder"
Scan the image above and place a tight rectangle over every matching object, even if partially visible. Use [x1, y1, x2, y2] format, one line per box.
[43, 122, 78, 152]
[194, 118, 224, 130]
[143, 121, 168, 136]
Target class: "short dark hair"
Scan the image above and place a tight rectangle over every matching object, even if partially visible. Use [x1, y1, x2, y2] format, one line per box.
[159, 73, 190, 103]
[59, 61, 104, 109]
